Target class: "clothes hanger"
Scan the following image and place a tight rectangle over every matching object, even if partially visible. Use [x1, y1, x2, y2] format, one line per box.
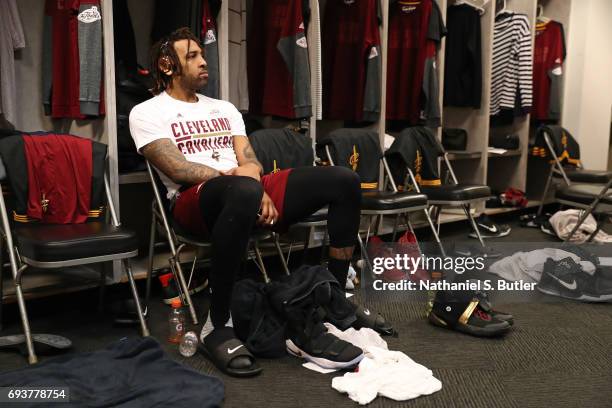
[454, 0, 489, 16]
[536, 4, 551, 24]
[496, 0, 508, 16]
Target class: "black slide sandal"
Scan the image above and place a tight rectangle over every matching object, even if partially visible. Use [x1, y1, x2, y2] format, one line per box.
[199, 327, 262, 378]
[353, 305, 395, 336]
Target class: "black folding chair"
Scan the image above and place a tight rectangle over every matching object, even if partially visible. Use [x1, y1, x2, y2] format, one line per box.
[533, 125, 612, 216]
[0, 134, 149, 364]
[386, 127, 492, 248]
[249, 128, 328, 267]
[318, 128, 447, 272]
[145, 161, 283, 324]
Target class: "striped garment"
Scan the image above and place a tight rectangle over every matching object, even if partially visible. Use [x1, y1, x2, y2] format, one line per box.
[490, 12, 533, 116]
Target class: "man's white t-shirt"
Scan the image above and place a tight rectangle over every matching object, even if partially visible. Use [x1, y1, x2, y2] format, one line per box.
[129, 91, 246, 198]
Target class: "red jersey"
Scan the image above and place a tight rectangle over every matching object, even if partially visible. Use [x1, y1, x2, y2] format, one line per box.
[322, 0, 381, 121]
[532, 21, 566, 120]
[247, 0, 311, 118]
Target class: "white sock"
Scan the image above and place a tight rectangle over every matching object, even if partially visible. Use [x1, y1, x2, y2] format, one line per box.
[200, 311, 233, 342]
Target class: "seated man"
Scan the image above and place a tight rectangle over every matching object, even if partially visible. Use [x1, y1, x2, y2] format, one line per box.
[129, 28, 391, 376]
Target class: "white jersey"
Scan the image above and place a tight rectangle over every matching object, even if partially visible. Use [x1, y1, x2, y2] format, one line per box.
[129, 91, 246, 198]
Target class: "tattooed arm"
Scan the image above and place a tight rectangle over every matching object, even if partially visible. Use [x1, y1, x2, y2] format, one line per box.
[232, 135, 263, 181]
[141, 139, 221, 185]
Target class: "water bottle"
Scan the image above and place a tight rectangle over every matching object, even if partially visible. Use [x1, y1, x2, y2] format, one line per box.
[179, 331, 199, 357]
[168, 299, 186, 344]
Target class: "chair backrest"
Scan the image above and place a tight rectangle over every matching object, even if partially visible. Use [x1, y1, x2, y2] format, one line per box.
[532, 125, 581, 166]
[317, 128, 381, 189]
[0, 133, 107, 224]
[248, 128, 314, 174]
[385, 127, 442, 188]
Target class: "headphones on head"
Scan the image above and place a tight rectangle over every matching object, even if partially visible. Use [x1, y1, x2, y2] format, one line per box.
[159, 39, 176, 75]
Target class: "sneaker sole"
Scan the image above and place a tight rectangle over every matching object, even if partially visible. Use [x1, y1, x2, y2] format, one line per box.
[468, 229, 511, 239]
[286, 340, 364, 369]
[163, 280, 209, 305]
[537, 286, 612, 302]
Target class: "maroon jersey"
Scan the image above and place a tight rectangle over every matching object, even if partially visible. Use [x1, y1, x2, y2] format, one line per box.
[247, 0, 311, 118]
[322, 0, 381, 121]
[386, 0, 433, 121]
[532, 21, 565, 120]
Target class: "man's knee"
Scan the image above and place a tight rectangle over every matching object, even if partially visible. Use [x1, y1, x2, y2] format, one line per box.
[227, 176, 264, 212]
[328, 166, 361, 197]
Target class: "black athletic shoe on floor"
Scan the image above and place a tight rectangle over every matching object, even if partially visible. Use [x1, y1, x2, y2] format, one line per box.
[286, 330, 364, 370]
[538, 258, 612, 302]
[468, 215, 511, 239]
[428, 290, 511, 337]
[473, 288, 514, 325]
[540, 220, 556, 237]
[159, 272, 208, 305]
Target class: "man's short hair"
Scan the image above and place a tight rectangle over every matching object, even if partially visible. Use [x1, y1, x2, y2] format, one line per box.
[150, 27, 203, 95]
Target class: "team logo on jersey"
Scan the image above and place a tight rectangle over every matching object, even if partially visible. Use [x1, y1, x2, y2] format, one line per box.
[272, 160, 281, 174]
[349, 145, 359, 171]
[177, 113, 183, 118]
[401, 5, 417, 12]
[368, 47, 378, 59]
[296, 36, 308, 49]
[209, 109, 220, 115]
[414, 150, 423, 185]
[78, 6, 102, 24]
[204, 29, 217, 45]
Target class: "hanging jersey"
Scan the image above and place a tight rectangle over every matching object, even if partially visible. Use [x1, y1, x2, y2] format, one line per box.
[322, 0, 381, 121]
[386, 0, 445, 125]
[247, 0, 311, 118]
[443, 4, 482, 108]
[532, 20, 565, 121]
[129, 92, 246, 198]
[44, 0, 104, 119]
[490, 12, 532, 116]
[201, 0, 220, 99]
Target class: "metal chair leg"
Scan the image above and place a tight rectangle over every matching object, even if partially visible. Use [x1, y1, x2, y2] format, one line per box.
[273, 233, 290, 276]
[421, 209, 447, 258]
[537, 169, 555, 216]
[464, 204, 486, 248]
[145, 207, 157, 306]
[13, 263, 36, 364]
[357, 233, 375, 280]
[252, 240, 270, 283]
[0, 236, 4, 332]
[122, 259, 150, 337]
[169, 255, 198, 325]
[391, 214, 400, 242]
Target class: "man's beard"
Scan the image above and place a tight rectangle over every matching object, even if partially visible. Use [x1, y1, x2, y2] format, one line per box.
[179, 75, 207, 92]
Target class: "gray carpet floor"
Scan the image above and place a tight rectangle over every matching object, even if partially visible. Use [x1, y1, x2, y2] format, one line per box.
[1, 213, 611, 407]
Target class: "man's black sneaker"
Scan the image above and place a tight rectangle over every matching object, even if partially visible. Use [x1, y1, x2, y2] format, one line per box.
[453, 245, 502, 259]
[473, 288, 514, 325]
[538, 258, 612, 302]
[428, 290, 511, 337]
[540, 220, 556, 237]
[286, 330, 364, 369]
[159, 272, 208, 305]
[520, 213, 552, 228]
[468, 215, 511, 239]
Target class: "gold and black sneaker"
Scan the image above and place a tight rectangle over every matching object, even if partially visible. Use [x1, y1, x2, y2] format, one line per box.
[428, 290, 512, 337]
